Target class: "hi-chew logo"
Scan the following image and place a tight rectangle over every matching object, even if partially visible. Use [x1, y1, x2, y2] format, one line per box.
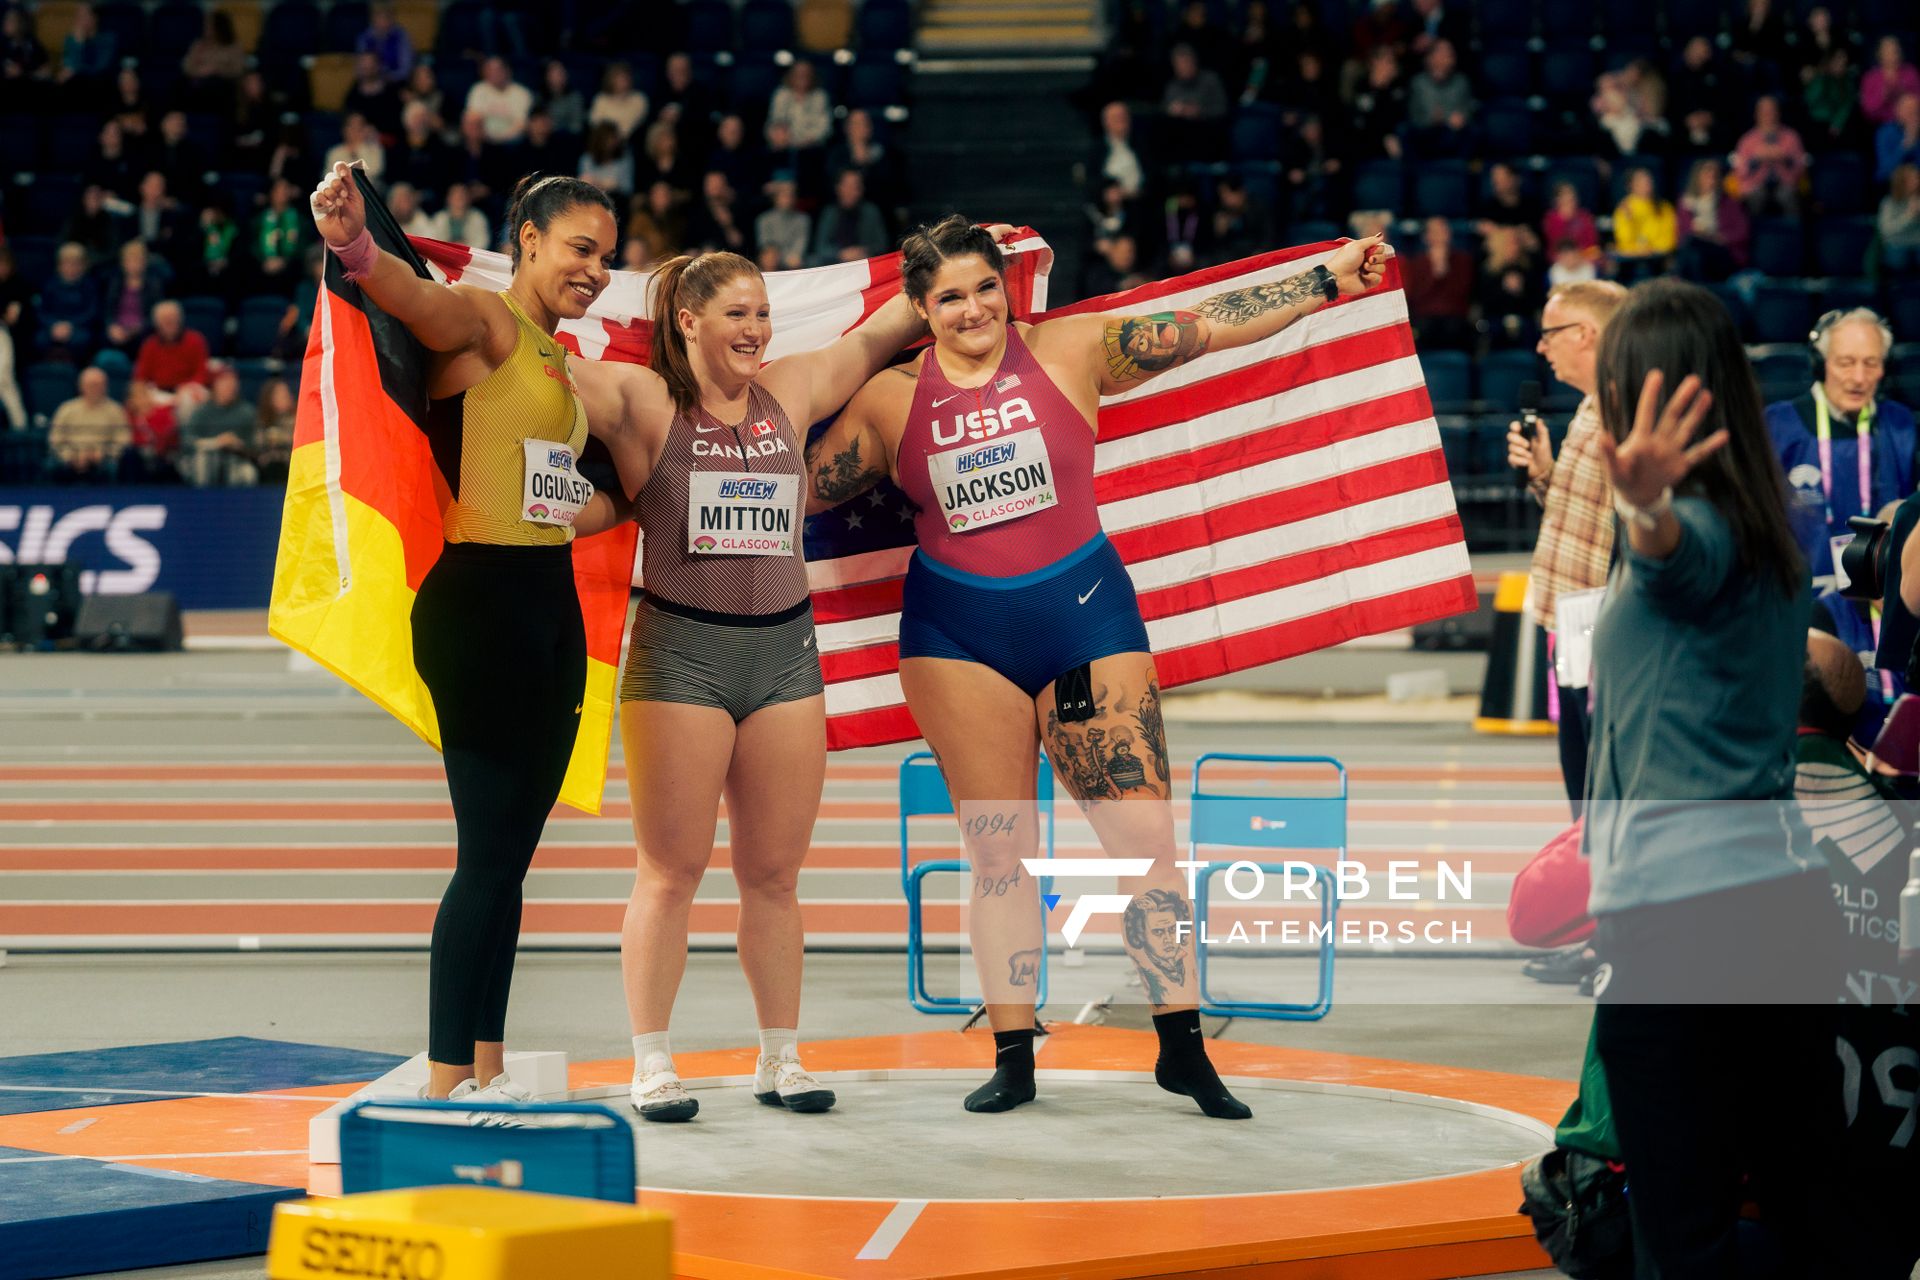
[545, 448, 571, 469]
[956, 441, 1018, 474]
[718, 479, 778, 500]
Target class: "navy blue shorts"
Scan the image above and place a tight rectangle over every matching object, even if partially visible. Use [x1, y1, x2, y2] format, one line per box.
[898, 533, 1152, 697]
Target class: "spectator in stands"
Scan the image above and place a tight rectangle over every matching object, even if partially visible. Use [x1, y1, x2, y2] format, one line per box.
[767, 61, 832, 151]
[62, 185, 124, 265]
[0, 5, 46, 105]
[1862, 36, 1920, 129]
[1733, 95, 1807, 216]
[579, 122, 635, 199]
[1227, 0, 1279, 103]
[1170, 0, 1232, 78]
[109, 66, 152, 142]
[0, 245, 31, 393]
[253, 377, 296, 482]
[264, 123, 315, 195]
[708, 115, 769, 205]
[1407, 0, 1469, 60]
[1669, 37, 1731, 156]
[1768, 308, 1914, 581]
[656, 52, 718, 138]
[1804, 45, 1865, 154]
[518, 108, 573, 181]
[1792, 5, 1843, 85]
[1880, 164, 1920, 275]
[810, 168, 887, 266]
[1350, 0, 1411, 64]
[1476, 164, 1541, 250]
[1591, 69, 1666, 160]
[56, 3, 116, 94]
[635, 120, 696, 199]
[1406, 38, 1474, 158]
[1204, 174, 1273, 265]
[192, 202, 241, 300]
[686, 171, 749, 257]
[589, 61, 647, 144]
[755, 179, 809, 272]
[828, 110, 899, 215]
[1674, 158, 1750, 282]
[1281, 114, 1341, 224]
[0, 261, 20, 427]
[121, 380, 180, 481]
[620, 236, 652, 271]
[182, 364, 257, 487]
[1275, 48, 1340, 133]
[1612, 168, 1676, 281]
[1549, 239, 1599, 287]
[1508, 282, 1627, 817]
[627, 181, 685, 261]
[1728, 0, 1788, 76]
[150, 112, 210, 204]
[465, 57, 531, 146]
[35, 243, 102, 362]
[1479, 227, 1541, 348]
[387, 102, 454, 198]
[424, 183, 489, 250]
[181, 9, 246, 113]
[46, 367, 130, 481]
[229, 71, 288, 175]
[1090, 101, 1149, 201]
[324, 115, 386, 184]
[356, 2, 414, 84]
[1402, 216, 1474, 351]
[133, 301, 209, 392]
[400, 62, 445, 132]
[88, 117, 144, 202]
[1876, 93, 1920, 183]
[1348, 47, 1408, 160]
[386, 182, 434, 239]
[273, 248, 324, 362]
[100, 239, 169, 355]
[538, 60, 585, 138]
[252, 180, 305, 295]
[343, 53, 405, 141]
[1162, 43, 1229, 160]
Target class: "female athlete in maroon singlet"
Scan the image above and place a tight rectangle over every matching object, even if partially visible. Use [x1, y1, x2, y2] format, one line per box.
[806, 218, 1387, 1116]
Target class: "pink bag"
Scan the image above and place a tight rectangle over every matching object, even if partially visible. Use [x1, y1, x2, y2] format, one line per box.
[1507, 819, 1595, 948]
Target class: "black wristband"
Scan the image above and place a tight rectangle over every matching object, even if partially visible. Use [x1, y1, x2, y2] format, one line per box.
[1311, 264, 1339, 303]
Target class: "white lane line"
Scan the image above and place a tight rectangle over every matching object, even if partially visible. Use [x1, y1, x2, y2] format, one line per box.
[57, 1116, 97, 1134]
[854, 1199, 928, 1261]
[0, 1149, 306, 1164]
[0, 1084, 345, 1103]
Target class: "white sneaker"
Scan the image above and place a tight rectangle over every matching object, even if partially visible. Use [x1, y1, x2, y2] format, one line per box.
[470, 1072, 533, 1103]
[420, 1077, 529, 1127]
[631, 1056, 698, 1123]
[753, 1055, 836, 1113]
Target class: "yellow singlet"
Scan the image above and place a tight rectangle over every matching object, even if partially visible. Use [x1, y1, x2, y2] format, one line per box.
[431, 292, 588, 546]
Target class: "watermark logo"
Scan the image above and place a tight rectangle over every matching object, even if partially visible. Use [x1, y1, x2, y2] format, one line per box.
[1019, 858, 1153, 945]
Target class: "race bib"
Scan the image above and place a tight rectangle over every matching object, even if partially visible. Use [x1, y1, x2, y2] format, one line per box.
[687, 471, 798, 556]
[522, 439, 593, 527]
[925, 429, 1058, 533]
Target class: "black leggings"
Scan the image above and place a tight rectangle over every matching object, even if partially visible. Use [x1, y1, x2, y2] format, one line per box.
[411, 541, 585, 1065]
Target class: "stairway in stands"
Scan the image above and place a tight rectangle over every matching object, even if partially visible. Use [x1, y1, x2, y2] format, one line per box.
[903, 1, 1100, 302]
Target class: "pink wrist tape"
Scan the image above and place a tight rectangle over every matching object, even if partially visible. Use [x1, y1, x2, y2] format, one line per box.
[327, 228, 377, 282]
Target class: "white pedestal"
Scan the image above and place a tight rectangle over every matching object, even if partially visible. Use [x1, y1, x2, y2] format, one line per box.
[307, 1049, 571, 1164]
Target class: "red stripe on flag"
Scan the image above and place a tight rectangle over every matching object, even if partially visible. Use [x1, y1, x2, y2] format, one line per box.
[1132, 515, 1468, 622]
[811, 577, 906, 625]
[819, 640, 902, 684]
[824, 703, 921, 751]
[1107, 450, 1452, 561]
[1152, 577, 1478, 686]
[409, 236, 473, 282]
[1097, 325, 1418, 441]
[1093, 385, 1439, 505]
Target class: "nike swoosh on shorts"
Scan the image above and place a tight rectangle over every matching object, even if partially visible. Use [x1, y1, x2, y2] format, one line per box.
[1077, 579, 1103, 605]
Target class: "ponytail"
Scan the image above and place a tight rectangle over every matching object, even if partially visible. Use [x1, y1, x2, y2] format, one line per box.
[648, 251, 760, 416]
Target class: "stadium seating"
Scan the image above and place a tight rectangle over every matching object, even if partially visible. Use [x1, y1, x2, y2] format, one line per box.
[1479, 350, 1544, 410]
[1421, 350, 1473, 414]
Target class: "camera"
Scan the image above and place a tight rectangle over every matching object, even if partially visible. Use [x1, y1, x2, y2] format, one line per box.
[1840, 513, 1897, 603]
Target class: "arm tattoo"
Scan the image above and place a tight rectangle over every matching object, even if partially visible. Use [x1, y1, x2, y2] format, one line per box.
[1101, 311, 1208, 382]
[1193, 271, 1321, 327]
[1007, 947, 1041, 988]
[1123, 889, 1191, 1003]
[806, 432, 875, 505]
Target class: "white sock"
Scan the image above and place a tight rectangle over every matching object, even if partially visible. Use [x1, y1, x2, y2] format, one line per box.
[758, 1028, 799, 1062]
[633, 1032, 673, 1075]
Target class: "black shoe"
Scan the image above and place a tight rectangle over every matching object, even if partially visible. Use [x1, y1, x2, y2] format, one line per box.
[1522, 945, 1600, 986]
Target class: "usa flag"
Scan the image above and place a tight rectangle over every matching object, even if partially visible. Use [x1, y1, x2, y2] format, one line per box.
[408, 232, 1474, 751]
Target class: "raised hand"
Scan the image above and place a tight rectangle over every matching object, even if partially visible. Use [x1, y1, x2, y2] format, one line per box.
[310, 161, 367, 248]
[1325, 233, 1388, 297]
[1595, 370, 1727, 509]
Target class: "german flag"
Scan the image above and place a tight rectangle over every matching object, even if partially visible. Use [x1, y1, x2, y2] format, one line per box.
[268, 171, 637, 813]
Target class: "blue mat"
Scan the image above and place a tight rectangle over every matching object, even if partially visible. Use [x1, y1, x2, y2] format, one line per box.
[0, 1145, 293, 1280]
[0, 1036, 406, 1116]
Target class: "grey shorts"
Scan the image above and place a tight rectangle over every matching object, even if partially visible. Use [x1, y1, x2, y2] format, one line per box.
[619, 597, 825, 721]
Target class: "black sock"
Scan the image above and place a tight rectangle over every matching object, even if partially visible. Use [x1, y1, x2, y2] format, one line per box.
[1152, 1009, 1251, 1120]
[964, 1028, 1037, 1113]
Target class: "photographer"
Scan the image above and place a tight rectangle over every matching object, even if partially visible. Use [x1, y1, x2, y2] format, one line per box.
[1509, 281, 1628, 818]
[1766, 308, 1915, 584]
[1585, 280, 1842, 1276]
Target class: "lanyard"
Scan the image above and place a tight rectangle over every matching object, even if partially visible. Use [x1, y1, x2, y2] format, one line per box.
[1870, 602, 1896, 701]
[1813, 386, 1875, 525]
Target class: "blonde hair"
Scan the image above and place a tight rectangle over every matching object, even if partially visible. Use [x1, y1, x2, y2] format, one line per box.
[1547, 280, 1628, 329]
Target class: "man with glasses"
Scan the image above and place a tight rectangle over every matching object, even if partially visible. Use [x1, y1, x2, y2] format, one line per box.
[1766, 308, 1916, 585]
[1509, 281, 1628, 830]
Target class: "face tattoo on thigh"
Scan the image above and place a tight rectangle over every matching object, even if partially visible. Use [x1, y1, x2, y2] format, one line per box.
[1124, 888, 1191, 1004]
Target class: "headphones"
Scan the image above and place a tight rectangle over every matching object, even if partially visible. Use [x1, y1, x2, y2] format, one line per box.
[1809, 306, 1896, 384]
